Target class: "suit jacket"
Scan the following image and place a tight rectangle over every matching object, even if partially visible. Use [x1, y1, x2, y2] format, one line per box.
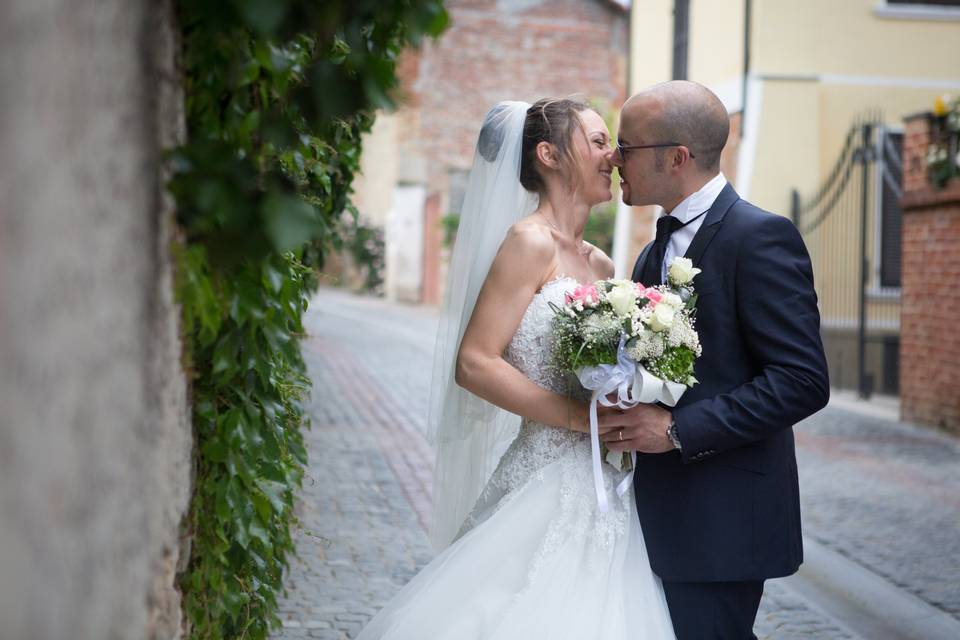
[630, 183, 830, 582]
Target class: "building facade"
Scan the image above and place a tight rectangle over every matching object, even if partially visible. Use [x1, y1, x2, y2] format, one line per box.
[623, 0, 960, 401]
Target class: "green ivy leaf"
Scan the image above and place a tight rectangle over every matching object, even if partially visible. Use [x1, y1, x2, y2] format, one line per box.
[173, 2, 448, 636]
[263, 192, 319, 252]
[248, 515, 271, 547]
[258, 479, 288, 516]
[202, 439, 228, 463]
[251, 492, 273, 522]
[238, 0, 290, 36]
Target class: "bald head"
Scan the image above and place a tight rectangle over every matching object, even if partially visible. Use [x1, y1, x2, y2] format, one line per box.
[622, 81, 729, 172]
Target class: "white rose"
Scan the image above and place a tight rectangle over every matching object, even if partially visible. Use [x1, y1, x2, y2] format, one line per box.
[648, 303, 675, 332]
[668, 257, 701, 286]
[606, 283, 637, 317]
[662, 292, 684, 309]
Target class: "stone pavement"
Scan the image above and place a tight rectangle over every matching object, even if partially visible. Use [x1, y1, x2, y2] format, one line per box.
[794, 404, 960, 617]
[271, 288, 960, 639]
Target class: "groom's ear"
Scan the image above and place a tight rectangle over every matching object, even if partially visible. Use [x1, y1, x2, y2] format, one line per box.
[671, 147, 694, 171]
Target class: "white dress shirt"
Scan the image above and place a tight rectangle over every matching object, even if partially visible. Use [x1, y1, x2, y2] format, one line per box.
[659, 172, 728, 283]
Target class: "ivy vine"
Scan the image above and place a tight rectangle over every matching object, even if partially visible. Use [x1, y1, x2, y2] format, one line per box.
[169, 1, 447, 637]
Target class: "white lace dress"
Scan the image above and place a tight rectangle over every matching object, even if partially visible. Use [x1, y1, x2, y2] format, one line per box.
[355, 277, 677, 639]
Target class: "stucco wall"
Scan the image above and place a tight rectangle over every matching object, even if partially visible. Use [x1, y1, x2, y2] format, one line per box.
[0, 1, 192, 638]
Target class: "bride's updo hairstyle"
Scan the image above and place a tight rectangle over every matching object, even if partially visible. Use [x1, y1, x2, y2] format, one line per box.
[520, 97, 595, 193]
[477, 103, 511, 162]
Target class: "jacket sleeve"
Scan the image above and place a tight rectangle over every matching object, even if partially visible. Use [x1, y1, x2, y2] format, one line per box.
[672, 213, 830, 462]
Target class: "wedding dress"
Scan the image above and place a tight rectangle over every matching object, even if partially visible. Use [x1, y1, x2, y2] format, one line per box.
[355, 276, 677, 639]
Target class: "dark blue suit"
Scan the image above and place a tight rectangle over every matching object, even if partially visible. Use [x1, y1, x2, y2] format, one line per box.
[630, 184, 829, 638]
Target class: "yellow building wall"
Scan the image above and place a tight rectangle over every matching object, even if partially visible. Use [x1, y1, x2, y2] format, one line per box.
[743, 79, 821, 214]
[752, 0, 960, 79]
[629, 0, 960, 207]
[630, 0, 673, 93]
[627, 0, 960, 392]
[624, 0, 960, 284]
[632, 0, 744, 108]
[688, 0, 744, 108]
[744, 0, 960, 210]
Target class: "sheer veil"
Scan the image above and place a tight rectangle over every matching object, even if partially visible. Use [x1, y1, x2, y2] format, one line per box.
[427, 101, 538, 549]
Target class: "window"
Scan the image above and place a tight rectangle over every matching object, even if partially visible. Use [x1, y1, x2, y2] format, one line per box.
[875, 1, 960, 20]
[878, 130, 903, 289]
[672, 0, 689, 81]
[888, 1, 960, 5]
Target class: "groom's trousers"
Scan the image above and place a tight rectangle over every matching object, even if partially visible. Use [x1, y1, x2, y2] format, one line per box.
[661, 580, 764, 639]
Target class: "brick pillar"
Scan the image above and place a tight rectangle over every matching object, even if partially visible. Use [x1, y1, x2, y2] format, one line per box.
[899, 113, 960, 434]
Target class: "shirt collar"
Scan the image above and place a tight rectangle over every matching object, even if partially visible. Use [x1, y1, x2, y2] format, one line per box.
[668, 172, 728, 223]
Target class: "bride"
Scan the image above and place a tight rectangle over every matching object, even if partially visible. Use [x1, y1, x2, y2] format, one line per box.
[355, 99, 676, 639]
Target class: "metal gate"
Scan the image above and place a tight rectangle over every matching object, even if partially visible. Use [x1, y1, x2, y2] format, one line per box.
[791, 114, 903, 398]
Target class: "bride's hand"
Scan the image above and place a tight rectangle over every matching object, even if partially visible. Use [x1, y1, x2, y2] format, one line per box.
[566, 401, 591, 433]
[568, 402, 624, 436]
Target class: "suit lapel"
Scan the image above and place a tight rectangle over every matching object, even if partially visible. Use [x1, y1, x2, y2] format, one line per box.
[683, 182, 740, 268]
[630, 183, 741, 284]
[683, 224, 720, 268]
[631, 241, 655, 283]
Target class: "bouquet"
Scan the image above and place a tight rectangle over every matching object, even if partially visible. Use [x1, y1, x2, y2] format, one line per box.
[550, 257, 704, 512]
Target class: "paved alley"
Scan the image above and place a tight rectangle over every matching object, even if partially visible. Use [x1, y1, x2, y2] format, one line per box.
[271, 288, 960, 640]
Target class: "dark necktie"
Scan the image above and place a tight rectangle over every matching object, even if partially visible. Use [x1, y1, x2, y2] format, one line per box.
[642, 211, 708, 285]
[642, 215, 685, 286]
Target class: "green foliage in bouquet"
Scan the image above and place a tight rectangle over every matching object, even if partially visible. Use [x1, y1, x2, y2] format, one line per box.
[170, 1, 447, 637]
[552, 307, 625, 371]
[647, 345, 698, 386]
[550, 276, 702, 387]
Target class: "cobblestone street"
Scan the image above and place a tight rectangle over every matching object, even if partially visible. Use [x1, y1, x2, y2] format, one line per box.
[271, 288, 960, 639]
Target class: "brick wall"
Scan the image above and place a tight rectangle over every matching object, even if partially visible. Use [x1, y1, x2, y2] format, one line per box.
[899, 113, 960, 434]
[401, 0, 629, 303]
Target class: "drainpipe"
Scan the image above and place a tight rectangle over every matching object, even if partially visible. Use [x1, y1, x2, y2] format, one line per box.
[742, 0, 751, 121]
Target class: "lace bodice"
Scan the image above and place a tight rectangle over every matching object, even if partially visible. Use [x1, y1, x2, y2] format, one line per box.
[491, 276, 590, 491]
[459, 276, 630, 557]
[502, 276, 579, 396]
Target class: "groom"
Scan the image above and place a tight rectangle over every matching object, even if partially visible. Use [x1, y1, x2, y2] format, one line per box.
[600, 81, 830, 639]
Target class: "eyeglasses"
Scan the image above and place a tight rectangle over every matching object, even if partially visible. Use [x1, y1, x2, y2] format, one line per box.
[616, 142, 696, 162]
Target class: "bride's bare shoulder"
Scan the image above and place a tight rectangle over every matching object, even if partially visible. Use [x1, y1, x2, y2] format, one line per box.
[499, 219, 557, 262]
[484, 220, 557, 288]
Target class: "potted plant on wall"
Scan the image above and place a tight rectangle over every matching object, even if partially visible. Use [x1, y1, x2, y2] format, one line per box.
[928, 95, 960, 189]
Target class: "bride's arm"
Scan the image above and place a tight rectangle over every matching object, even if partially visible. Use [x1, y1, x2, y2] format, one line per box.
[455, 224, 591, 433]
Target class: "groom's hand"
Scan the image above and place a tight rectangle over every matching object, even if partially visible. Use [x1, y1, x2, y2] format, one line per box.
[597, 404, 674, 453]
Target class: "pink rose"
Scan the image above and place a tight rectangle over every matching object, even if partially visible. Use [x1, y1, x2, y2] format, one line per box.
[566, 284, 599, 307]
[641, 287, 663, 307]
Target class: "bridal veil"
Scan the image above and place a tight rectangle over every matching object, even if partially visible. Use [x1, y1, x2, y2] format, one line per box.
[427, 101, 539, 549]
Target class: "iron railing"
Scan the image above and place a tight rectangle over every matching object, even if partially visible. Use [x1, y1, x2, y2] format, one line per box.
[791, 112, 902, 398]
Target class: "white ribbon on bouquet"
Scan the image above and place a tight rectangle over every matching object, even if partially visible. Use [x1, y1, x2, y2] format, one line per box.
[576, 337, 688, 513]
